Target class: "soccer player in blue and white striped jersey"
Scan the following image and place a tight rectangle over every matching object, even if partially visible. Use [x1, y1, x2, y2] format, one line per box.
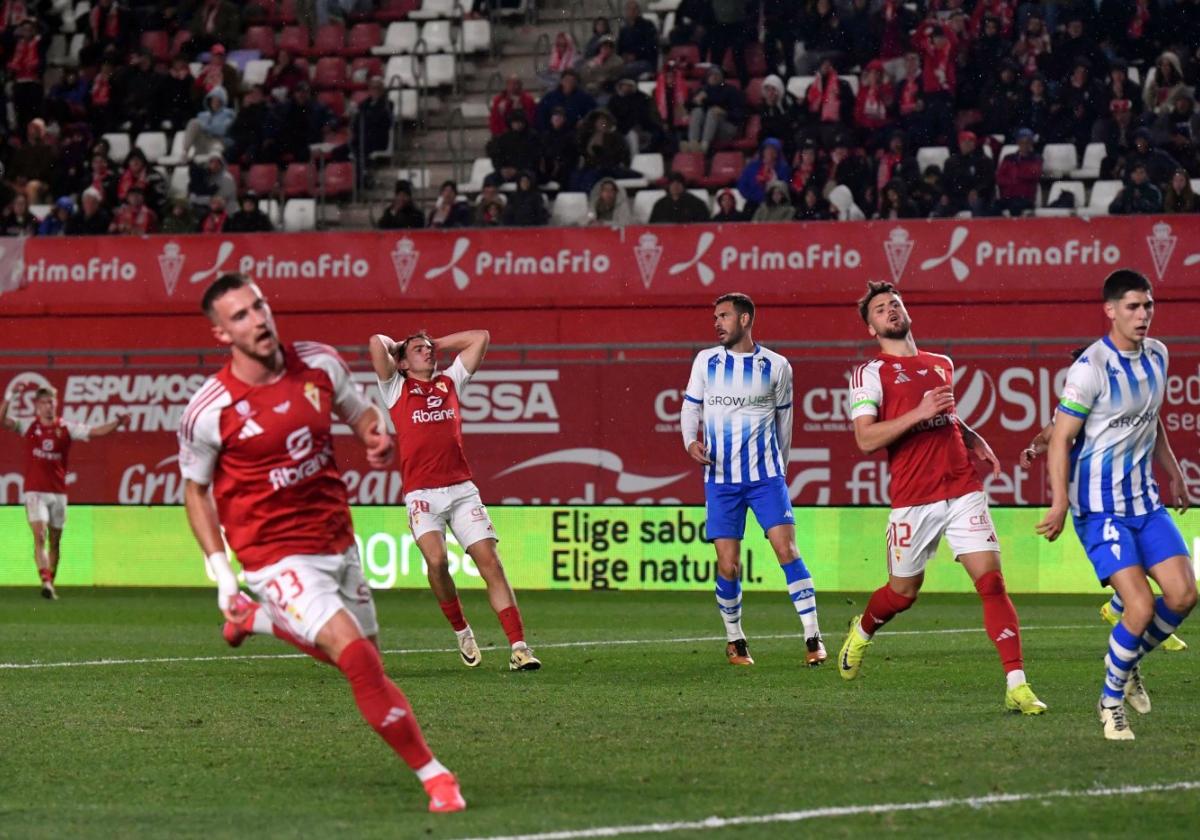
[680, 293, 825, 667]
[1037, 269, 1196, 741]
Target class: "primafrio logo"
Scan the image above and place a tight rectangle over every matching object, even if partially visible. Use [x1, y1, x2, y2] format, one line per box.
[883, 227, 914, 282]
[424, 237, 472, 289]
[633, 232, 663, 289]
[667, 231, 716, 285]
[391, 237, 420, 292]
[1146, 221, 1177, 281]
[920, 226, 971, 281]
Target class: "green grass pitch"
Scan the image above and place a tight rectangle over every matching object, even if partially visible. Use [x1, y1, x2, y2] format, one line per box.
[2, 587, 1198, 839]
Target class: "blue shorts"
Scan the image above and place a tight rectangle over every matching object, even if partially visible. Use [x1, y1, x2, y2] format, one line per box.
[704, 476, 794, 541]
[1072, 508, 1189, 585]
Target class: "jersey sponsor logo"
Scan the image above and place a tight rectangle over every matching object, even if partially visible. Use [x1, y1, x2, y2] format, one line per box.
[706, 394, 773, 407]
[285, 426, 314, 461]
[235, 400, 252, 416]
[410, 407, 457, 423]
[268, 448, 332, 491]
[426, 395, 444, 409]
[41, 439, 54, 451]
[238, 419, 264, 440]
[1108, 410, 1157, 429]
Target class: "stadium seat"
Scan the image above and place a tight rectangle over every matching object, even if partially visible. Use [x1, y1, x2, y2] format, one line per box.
[278, 26, 310, 56]
[317, 90, 347, 117]
[159, 132, 188, 167]
[410, 0, 463, 20]
[135, 132, 169, 163]
[140, 31, 170, 63]
[669, 151, 706, 185]
[394, 167, 432, 188]
[47, 34, 70, 67]
[283, 198, 318, 231]
[384, 55, 418, 87]
[633, 189, 665, 224]
[622, 152, 664, 189]
[1193, 178, 1200, 194]
[688, 188, 712, 211]
[722, 42, 767, 78]
[667, 44, 701, 75]
[726, 114, 761, 152]
[172, 30, 193, 56]
[246, 163, 282, 195]
[421, 20, 454, 53]
[313, 58, 349, 90]
[350, 57, 384, 85]
[168, 166, 190, 199]
[374, 21, 420, 55]
[649, 0, 681, 12]
[786, 75, 815, 100]
[423, 54, 456, 88]
[550, 192, 589, 226]
[1083, 180, 1122, 216]
[322, 162, 356, 199]
[389, 88, 419, 120]
[30, 203, 50, 221]
[282, 163, 316, 198]
[996, 144, 1018, 164]
[273, 0, 299, 25]
[1070, 142, 1105, 180]
[743, 78, 764, 109]
[1041, 144, 1079, 179]
[916, 146, 950, 172]
[637, 80, 656, 96]
[243, 59, 275, 87]
[241, 26, 277, 59]
[374, 0, 420, 22]
[699, 151, 744, 189]
[461, 19, 492, 53]
[1035, 180, 1086, 217]
[258, 198, 283, 227]
[345, 23, 383, 56]
[462, 157, 495, 192]
[103, 133, 131, 163]
[312, 23, 346, 57]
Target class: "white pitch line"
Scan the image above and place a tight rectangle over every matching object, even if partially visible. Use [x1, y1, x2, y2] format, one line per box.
[0, 624, 1096, 671]
[458, 780, 1200, 840]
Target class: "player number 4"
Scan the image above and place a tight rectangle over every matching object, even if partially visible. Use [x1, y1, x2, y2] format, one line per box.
[1103, 518, 1119, 543]
[267, 569, 305, 606]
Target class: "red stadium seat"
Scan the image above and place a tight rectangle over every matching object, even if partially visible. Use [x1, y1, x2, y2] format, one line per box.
[313, 57, 348, 89]
[278, 26, 310, 56]
[670, 151, 705, 185]
[273, 0, 299, 25]
[699, 151, 744, 189]
[345, 23, 382, 56]
[172, 30, 194, 55]
[350, 56, 383, 88]
[722, 114, 761, 152]
[722, 42, 768, 79]
[351, 90, 371, 108]
[322, 162, 355, 199]
[374, 0, 420, 22]
[317, 90, 347, 118]
[743, 77, 764, 110]
[241, 26, 277, 59]
[140, 31, 170, 63]
[311, 23, 346, 57]
[246, 163, 281, 195]
[282, 162, 315, 198]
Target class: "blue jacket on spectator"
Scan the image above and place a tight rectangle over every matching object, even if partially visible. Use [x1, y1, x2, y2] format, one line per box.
[535, 84, 598, 132]
[736, 138, 791, 205]
[197, 86, 236, 141]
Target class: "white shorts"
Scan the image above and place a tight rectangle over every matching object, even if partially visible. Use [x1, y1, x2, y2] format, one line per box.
[242, 544, 379, 646]
[886, 491, 999, 578]
[25, 492, 67, 529]
[405, 480, 498, 549]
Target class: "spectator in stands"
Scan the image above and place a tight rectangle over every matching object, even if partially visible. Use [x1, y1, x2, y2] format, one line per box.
[1114, 127, 1179, 185]
[81, 152, 119, 207]
[195, 43, 240, 99]
[752, 180, 796, 222]
[824, 132, 872, 208]
[584, 16, 613, 60]
[981, 60, 1024, 138]
[790, 137, 824, 195]
[352, 77, 395, 161]
[488, 110, 542, 184]
[828, 184, 867, 220]
[202, 195, 230, 232]
[88, 52, 120, 132]
[266, 48, 308, 97]
[110, 186, 159, 235]
[942, 131, 995, 214]
[580, 35, 624, 97]
[1012, 14, 1050, 78]
[188, 0, 242, 55]
[896, 50, 931, 147]
[86, 0, 130, 63]
[428, 180, 472, 228]
[117, 149, 164, 212]
[49, 125, 92, 200]
[1055, 59, 1105, 152]
[538, 106, 579, 187]
[1153, 93, 1200, 154]
[609, 77, 665, 160]
[762, 0, 801, 77]
[45, 68, 89, 125]
[227, 85, 271, 165]
[536, 69, 597, 132]
[503, 171, 550, 227]
[911, 164, 945, 216]
[1017, 74, 1052, 142]
[188, 153, 238, 212]
[842, 0, 876, 70]
[970, 14, 1011, 74]
[994, 127, 1042, 215]
[707, 0, 751, 86]
[472, 175, 506, 227]
[758, 75, 800, 158]
[875, 179, 920, 218]
[616, 1, 659, 80]
[161, 198, 199, 234]
[8, 119, 57, 203]
[65, 187, 112, 235]
[539, 32, 578, 89]
[377, 179, 426, 229]
[804, 59, 855, 147]
[113, 50, 161, 138]
[37, 197, 74, 237]
[1098, 59, 1142, 119]
[490, 74, 536, 136]
[875, 130, 920, 204]
[1109, 161, 1163, 213]
[159, 58, 199, 131]
[1144, 51, 1192, 117]
[912, 20, 958, 146]
[736, 138, 789, 211]
[1096, 99, 1137, 177]
[872, 0, 917, 72]
[854, 60, 895, 150]
[1050, 15, 1103, 82]
[183, 85, 236, 160]
[797, 0, 848, 75]
[588, 177, 633, 225]
[7, 18, 43, 134]
[668, 0, 713, 50]
[574, 108, 636, 192]
[649, 171, 709, 223]
[794, 184, 833, 220]
[226, 192, 274, 232]
[272, 82, 337, 163]
[0, 193, 37, 236]
[684, 66, 744, 154]
[711, 188, 744, 222]
[1163, 167, 1197, 212]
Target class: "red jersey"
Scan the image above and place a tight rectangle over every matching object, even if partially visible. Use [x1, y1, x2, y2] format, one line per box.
[177, 342, 371, 572]
[379, 356, 473, 495]
[19, 417, 89, 494]
[849, 351, 982, 508]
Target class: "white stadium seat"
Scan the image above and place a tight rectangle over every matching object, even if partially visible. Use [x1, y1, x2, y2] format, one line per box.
[1041, 143, 1079, 179]
[103, 132, 131, 162]
[373, 22, 420, 55]
[1081, 180, 1123, 217]
[243, 59, 275, 87]
[916, 146, 950, 173]
[1070, 142, 1105, 180]
[135, 132, 169, 163]
[550, 192, 589, 226]
[633, 189, 665, 224]
[420, 20, 454, 53]
[283, 198, 317, 231]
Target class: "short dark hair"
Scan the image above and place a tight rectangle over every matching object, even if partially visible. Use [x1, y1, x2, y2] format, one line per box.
[393, 330, 433, 376]
[1102, 269, 1151, 302]
[1070, 345, 1087, 361]
[714, 292, 754, 324]
[201, 273, 251, 318]
[35, 386, 57, 400]
[857, 280, 899, 323]
[440, 179, 457, 193]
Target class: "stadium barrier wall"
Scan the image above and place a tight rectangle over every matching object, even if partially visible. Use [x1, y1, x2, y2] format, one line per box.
[1, 505, 1196, 594]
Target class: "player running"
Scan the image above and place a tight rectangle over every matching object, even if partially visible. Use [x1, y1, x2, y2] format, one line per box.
[680, 292, 826, 667]
[838, 281, 1046, 715]
[1022, 347, 1187, 653]
[1036, 269, 1195, 741]
[179, 274, 464, 812]
[368, 328, 540, 672]
[1, 386, 127, 599]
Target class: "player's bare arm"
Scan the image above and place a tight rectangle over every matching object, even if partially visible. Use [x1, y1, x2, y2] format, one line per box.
[956, 419, 1001, 477]
[352, 405, 395, 469]
[183, 478, 248, 622]
[1035, 411, 1085, 541]
[368, 333, 398, 381]
[0, 396, 17, 432]
[88, 411, 131, 438]
[1153, 418, 1191, 514]
[1020, 420, 1053, 468]
[852, 384, 954, 454]
[434, 330, 490, 374]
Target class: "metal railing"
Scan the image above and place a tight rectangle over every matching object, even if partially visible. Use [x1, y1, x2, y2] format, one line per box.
[445, 107, 468, 185]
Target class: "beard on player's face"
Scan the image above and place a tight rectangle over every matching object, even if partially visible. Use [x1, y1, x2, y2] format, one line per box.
[876, 320, 911, 340]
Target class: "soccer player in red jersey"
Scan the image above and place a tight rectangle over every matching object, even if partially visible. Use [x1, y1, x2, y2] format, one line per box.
[1, 386, 127, 599]
[178, 274, 464, 813]
[836, 281, 1047, 715]
[368, 329, 541, 672]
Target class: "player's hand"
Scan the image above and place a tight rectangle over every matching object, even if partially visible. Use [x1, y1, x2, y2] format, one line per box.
[969, 437, 1001, 477]
[1168, 472, 1192, 515]
[114, 411, 131, 430]
[916, 385, 955, 420]
[1018, 445, 1039, 469]
[1035, 504, 1068, 542]
[221, 591, 255, 624]
[687, 440, 712, 465]
[363, 426, 395, 469]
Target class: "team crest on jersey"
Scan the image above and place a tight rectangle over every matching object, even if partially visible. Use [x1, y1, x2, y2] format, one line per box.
[303, 382, 321, 412]
[933, 365, 947, 382]
[435, 381, 448, 393]
[235, 400, 252, 416]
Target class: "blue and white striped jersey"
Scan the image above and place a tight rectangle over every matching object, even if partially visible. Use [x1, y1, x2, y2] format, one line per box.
[680, 344, 793, 484]
[1058, 336, 1168, 517]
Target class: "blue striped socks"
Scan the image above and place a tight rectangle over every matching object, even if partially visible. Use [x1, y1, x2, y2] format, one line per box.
[1101, 621, 1141, 708]
[1139, 597, 1185, 657]
[715, 575, 744, 642]
[781, 557, 820, 638]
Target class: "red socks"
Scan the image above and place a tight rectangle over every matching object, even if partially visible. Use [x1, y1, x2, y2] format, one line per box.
[497, 606, 525, 646]
[337, 638, 434, 771]
[272, 624, 333, 665]
[438, 598, 468, 632]
[859, 584, 916, 637]
[975, 570, 1024, 673]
